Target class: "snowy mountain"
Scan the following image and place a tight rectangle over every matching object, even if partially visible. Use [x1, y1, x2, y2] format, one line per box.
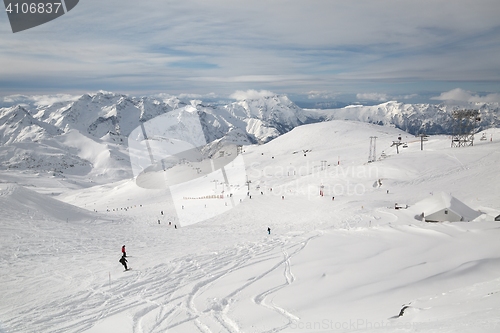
[319, 101, 500, 135]
[0, 103, 131, 181]
[0, 105, 62, 145]
[26, 91, 311, 144]
[223, 94, 311, 143]
[0, 92, 315, 181]
[2, 92, 500, 183]
[0, 106, 86, 175]
[33, 92, 185, 139]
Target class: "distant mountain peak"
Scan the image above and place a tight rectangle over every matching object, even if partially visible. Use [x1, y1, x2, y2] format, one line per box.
[0, 104, 61, 145]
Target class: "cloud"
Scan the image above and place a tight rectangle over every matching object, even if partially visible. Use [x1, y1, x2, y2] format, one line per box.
[307, 91, 340, 100]
[229, 90, 277, 101]
[31, 94, 81, 106]
[177, 92, 219, 100]
[431, 88, 500, 103]
[1, 94, 80, 107]
[1, 95, 30, 104]
[356, 93, 389, 102]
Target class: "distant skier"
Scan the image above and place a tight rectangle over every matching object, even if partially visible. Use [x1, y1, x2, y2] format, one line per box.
[119, 255, 128, 271]
[267, 227, 271, 235]
[121, 245, 126, 257]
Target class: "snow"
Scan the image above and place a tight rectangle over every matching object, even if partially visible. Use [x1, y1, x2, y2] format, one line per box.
[1, 118, 500, 333]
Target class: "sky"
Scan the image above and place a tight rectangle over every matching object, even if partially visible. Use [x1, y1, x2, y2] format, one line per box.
[1, 0, 500, 105]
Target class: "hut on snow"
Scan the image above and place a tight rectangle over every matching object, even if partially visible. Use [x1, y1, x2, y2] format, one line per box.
[413, 192, 481, 222]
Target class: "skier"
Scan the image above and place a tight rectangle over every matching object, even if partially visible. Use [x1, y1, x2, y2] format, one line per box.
[119, 255, 128, 271]
[267, 227, 271, 235]
[121, 245, 126, 257]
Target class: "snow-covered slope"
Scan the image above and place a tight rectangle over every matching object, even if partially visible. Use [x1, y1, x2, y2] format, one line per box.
[1, 120, 500, 333]
[0, 129, 131, 183]
[0, 184, 96, 222]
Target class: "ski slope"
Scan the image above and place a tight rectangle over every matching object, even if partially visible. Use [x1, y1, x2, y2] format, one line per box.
[1, 120, 500, 333]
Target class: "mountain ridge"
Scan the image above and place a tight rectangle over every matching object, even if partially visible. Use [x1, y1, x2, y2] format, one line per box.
[1, 91, 499, 182]
[3, 92, 500, 144]
[319, 101, 500, 135]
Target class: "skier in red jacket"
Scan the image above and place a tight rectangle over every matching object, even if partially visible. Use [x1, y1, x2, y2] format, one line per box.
[121, 245, 126, 257]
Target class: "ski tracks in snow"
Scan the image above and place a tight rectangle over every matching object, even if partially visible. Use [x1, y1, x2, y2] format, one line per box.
[250, 234, 320, 333]
[127, 232, 320, 333]
[3, 227, 321, 333]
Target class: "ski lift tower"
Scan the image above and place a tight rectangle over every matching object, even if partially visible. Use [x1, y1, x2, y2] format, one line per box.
[451, 109, 480, 147]
[391, 134, 403, 154]
[368, 136, 377, 162]
[418, 133, 429, 151]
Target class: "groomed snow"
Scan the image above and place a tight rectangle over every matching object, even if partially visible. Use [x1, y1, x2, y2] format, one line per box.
[1, 120, 500, 333]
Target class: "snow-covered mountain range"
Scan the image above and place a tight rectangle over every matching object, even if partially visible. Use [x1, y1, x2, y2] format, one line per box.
[1, 91, 499, 182]
[9, 91, 311, 145]
[318, 101, 500, 135]
[0, 91, 314, 180]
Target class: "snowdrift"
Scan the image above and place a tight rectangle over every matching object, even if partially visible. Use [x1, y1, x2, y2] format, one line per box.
[0, 184, 96, 222]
